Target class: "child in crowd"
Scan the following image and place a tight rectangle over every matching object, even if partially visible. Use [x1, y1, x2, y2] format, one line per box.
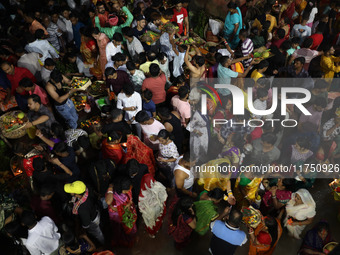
[142, 89, 156, 118]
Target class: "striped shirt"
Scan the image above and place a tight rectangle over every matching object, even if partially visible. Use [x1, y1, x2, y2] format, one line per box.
[241, 38, 253, 68]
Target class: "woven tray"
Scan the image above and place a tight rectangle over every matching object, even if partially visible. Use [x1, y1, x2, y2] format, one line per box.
[88, 81, 106, 98]
[70, 77, 92, 91]
[0, 111, 28, 139]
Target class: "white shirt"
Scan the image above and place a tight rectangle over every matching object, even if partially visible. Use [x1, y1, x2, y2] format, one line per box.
[41, 67, 52, 85]
[140, 119, 165, 150]
[105, 61, 127, 72]
[217, 48, 232, 58]
[17, 52, 42, 79]
[59, 16, 73, 42]
[106, 42, 122, 62]
[173, 156, 194, 190]
[117, 91, 142, 124]
[126, 36, 144, 60]
[25, 39, 59, 63]
[173, 51, 185, 78]
[159, 57, 170, 82]
[25, 216, 61, 255]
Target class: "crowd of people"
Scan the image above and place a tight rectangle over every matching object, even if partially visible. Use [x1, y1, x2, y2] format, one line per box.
[0, 0, 340, 254]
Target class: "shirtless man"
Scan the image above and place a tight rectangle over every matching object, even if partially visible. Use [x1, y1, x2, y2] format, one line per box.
[184, 45, 206, 86]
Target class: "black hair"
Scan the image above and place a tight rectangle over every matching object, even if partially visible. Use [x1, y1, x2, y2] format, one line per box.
[45, 58, 55, 67]
[231, 133, 245, 150]
[174, 75, 185, 86]
[122, 83, 135, 96]
[126, 158, 140, 177]
[294, 57, 306, 65]
[215, 52, 223, 63]
[208, 46, 217, 53]
[316, 221, 330, 233]
[28, 94, 41, 104]
[290, 37, 300, 45]
[112, 52, 126, 62]
[257, 60, 269, 69]
[142, 89, 153, 100]
[101, 105, 112, 114]
[171, 196, 194, 226]
[40, 184, 55, 197]
[163, 8, 174, 16]
[150, 12, 162, 22]
[219, 56, 230, 66]
[14, 46, 25, 54]
[227, 2, 238, 9]
[280, 40, 292, 50]
[239, 29, 248, 38]
[178, 86, 189, 99]
[302, 37, 313, 48]
[105, 67, 116, 77]
[113, 176, 132, 194]
[228, 208, 242, 227]
[111, 108, 123, 120]
[264, 216, 278, 246]
[96, 1, 105, 7]
[51, 123, 66, 140]
[139, 52, 147, 64]
[261, 132, 277, 145]
[135, 110, 151, 123]
[62, 232, 78, 250]
[33, 157, 46, 172]
[207, 188, 224, 200]
[53, 142, 68, 153]
[21, 210, 37, 227]
[77, 135, 90, 149]
[108, 131, 122, 142]
[34, 29, 44, 39]
[296, 136, 311, 150]
[314, 79, 329, 89]
[122, 27, 134, 38]
[19, 77, 34, 88]
[50, 69, 63, 83]
[157, 107, 171, 118]
[281, 178, 295, 191]
[157, 52, 167, 61]
[182, 151, 191, 162]
[91, 27, 100, 35]
[126, 61, 136, 71]
[150, 63, 160, 77]
[147, 51, 157, 61]
[322, 44, 332, 53]
[157, 129, 175, 141]
[257, 77, 270, 89]
[193, 55, 205, 67]
[112, 32, 123, 42]
[276, 28, 285, 39]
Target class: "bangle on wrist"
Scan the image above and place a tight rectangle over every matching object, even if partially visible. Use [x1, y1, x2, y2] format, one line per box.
[228, 192, 233, 196]
[272, 195, 276, 199]
[107, 190, 113, 194]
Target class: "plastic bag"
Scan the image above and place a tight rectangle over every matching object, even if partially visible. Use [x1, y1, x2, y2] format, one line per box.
[209, 19, 223, 36]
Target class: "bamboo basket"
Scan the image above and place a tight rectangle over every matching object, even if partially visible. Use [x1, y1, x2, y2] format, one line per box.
[70, 77, 92, 91]
[0, 111, 28, 139]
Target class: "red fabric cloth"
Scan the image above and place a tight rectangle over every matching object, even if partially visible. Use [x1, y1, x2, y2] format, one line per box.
[142, 74, 166, 104]
[250, 127, 263, 142]
[30, 84, 49, 105]
[102, 139, 125, 165]
[170, 8, 188, 35]
[257, 231, 272, 245]
[124, 135, 156, 176]
[6, 67, 36, 96]
[92, 12, 109, 27]
[309, 33, 323, 50]
[271, 38, 285, 49]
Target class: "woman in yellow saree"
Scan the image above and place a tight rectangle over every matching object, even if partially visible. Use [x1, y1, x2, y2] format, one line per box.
[234, 170, 263, 208]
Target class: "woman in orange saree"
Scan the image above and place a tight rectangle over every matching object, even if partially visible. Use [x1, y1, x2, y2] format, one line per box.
[80, 29, 102, 79]
[248, 216, 283, 255]
[124, 134, 156, 176]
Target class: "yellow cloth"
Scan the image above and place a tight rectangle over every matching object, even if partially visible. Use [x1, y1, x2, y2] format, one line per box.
[251, 69, 264, 81]
[266, 14, 277, 33]
[161, 16, 170, 25]
[320, 55, 340, 82]
[197, 157, 232, 191]
[139, 60, 160, 74]
[234, 176, 262, 208]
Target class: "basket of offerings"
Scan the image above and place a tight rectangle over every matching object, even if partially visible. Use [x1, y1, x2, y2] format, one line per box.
[0, 111, 28, 139]
[70, 77, 92, 91]
[323, 242, 338, 254]
[71, 94, 87, 112]
[88, 81, 106, 97]
[253, 47, 274, 61]
[241, 206, 262, 229]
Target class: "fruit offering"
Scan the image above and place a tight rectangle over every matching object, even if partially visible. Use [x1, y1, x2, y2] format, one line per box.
[80, 116, 100, 129]
[71, 77, 90, 89]
[253, 49, 273, 60]
[0, 111, 26, 132]
[88, 81, 106, 97]
[71, 95, 87, 111]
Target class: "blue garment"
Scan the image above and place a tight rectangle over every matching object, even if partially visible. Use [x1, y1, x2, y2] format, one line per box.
[59, 146, 80, 181]
[223, 7, 242, 49]
[143, 99, 156, 117]
[55, 99, 78, 129]
[0, 70, 11, 89]
[72, 22, 85, 49]
[217, 64, 238, 96]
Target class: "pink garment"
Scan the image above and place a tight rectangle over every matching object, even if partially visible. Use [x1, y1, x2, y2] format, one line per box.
[30, 84, 49, 106]
[171, 95, 191, 127]
[292, 48, 319, 71]
[96, 33, 110, 77]
[141, 119, 165, 150]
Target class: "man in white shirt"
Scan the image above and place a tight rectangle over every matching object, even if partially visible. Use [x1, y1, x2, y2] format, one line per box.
[21, 210, 61, 255]
[15, 47, 42, 81]
[41, 58, 56, 85]
[122, 27, 144, 61]
[25, 29, 59, 63]
[60, 8, 74, 42]
[106, 32, 123, 62]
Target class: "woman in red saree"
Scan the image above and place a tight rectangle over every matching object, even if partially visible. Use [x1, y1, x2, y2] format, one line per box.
[138, 173, 167, 237]
[80, 28, 102, 79]
[124, 134, 156, 176]
[248, 216, 283, 255]
[102, 131, 125, 165]
[105, 177, 137, 247]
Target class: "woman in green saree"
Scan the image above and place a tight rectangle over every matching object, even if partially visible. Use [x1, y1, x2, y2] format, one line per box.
[194, 188, 224, 235]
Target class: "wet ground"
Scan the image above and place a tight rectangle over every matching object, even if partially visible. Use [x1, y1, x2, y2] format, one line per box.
[113, 179, 340, 255]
